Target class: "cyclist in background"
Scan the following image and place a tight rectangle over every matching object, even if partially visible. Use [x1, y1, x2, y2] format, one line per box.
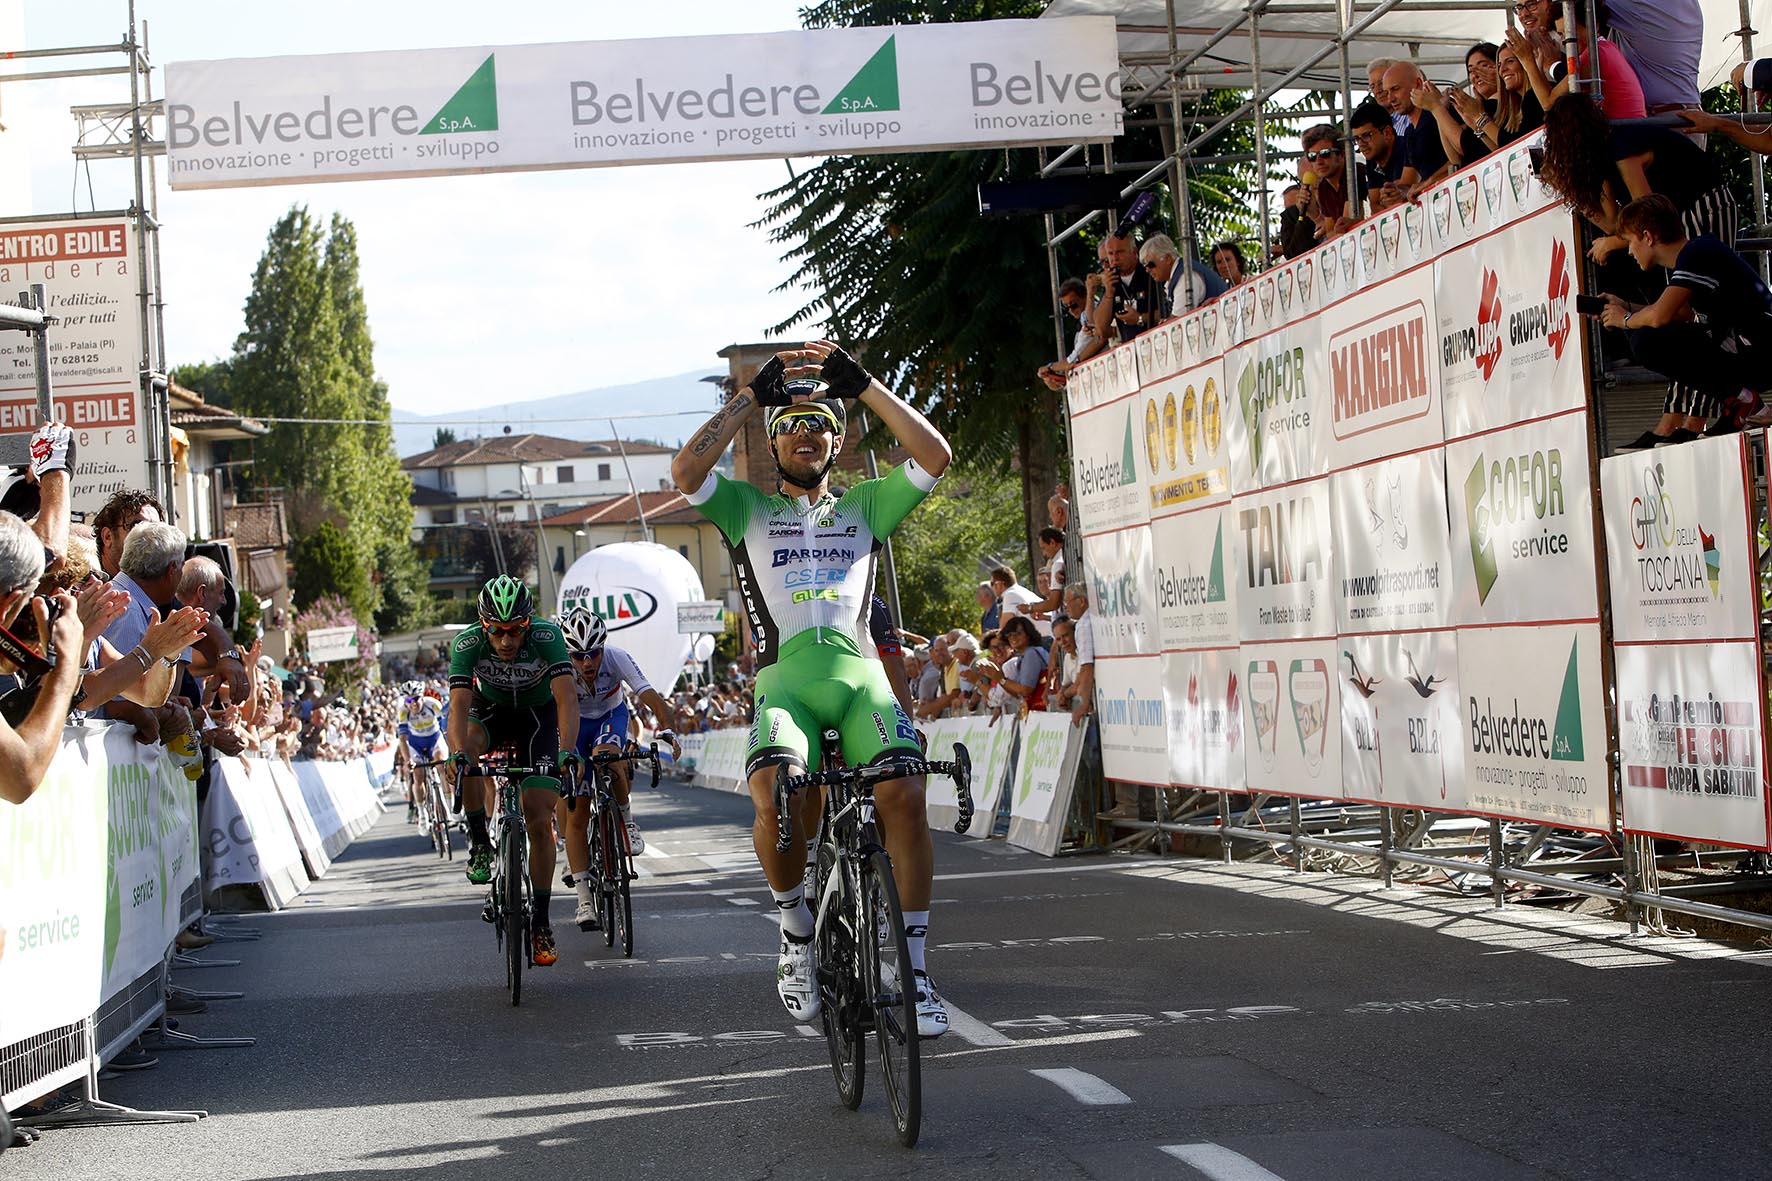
[557, 605, 682, 930]
[445, 576, 580, 968]
[670, 339, 953, 1037]
[396, 681, 448, 823]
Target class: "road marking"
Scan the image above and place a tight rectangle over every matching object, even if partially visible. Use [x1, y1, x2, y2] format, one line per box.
[725, 897, 760, 907]
[942, 1001, 1013, 1047]
[795, 1024, 818, 1037]
[1159, 1143, 1288, 1180]
[1029, 1067, 1132, 1106]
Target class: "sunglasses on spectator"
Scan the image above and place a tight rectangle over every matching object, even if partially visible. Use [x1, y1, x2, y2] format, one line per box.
[1303, 147, 1340, 161]
[770, 415, 835, 438]
[482, 619, 530, 637]
[569, 648, 604, 661]
[1142, 259, 1163, 271]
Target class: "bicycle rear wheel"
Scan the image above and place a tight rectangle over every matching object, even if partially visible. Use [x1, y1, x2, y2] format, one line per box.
[816, 841, 864, 1110]
[861, 849, 920, 1147]
[504, 825, 526, 1007]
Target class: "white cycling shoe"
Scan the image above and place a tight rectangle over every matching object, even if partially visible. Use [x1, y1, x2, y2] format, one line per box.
[913, 970, 949, 1039]
[777, 933, 820, 1020]
[623, 818, 646, 856]
[574, 899, 599, 930]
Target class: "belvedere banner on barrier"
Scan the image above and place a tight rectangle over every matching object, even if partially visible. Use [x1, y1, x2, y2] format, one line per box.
[165, 18, 1120, 189]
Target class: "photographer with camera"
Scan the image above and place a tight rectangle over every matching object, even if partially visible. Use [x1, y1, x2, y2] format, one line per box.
[0, 512, 83, 804]
[1596, 194, 1772, 438]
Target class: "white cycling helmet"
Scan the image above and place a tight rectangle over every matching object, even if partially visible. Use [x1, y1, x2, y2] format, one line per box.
[560, 606, 608, 653]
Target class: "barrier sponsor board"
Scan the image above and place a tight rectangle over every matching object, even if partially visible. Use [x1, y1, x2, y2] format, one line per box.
[206, 756, 309, 909]
[1601, 435, 1755, 643]
[1225, 315, 1322, 491]
[1093, 654, 1169, 785]
[103, 731, 198, 998]
[1164, 648, 1244, 791]
[0, 216, 149, 516]
[1151, 504, 1237, 650]
[1320, 266, 1444, 471]
[1137, 361, 1230, 512]
[1071, 392, 1150, 534]
[1444, 412, 1597, 626]
[1457, 623, 1609, 830]
[265, 757, 330, 878]
[166, 19, 1121, 189]
[1239, 639, 1342, 798]
[1070, 339, 1141, 413]
[1435, 208, 1581, 440]
[1233, 477, 1335, 642]
[0, 729, 107, 1051]
[1339, 630, 1465, 809]
[1081, 528, 1158, 656]
[1616, 641, 1769, 850]
[1331, 450, 1454, 633]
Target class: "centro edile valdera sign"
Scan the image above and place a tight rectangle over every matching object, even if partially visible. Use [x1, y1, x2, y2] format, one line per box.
[163, 17, 1122, 189]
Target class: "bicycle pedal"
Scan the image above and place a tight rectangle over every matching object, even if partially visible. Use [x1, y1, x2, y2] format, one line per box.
[481, 904, 496, 924]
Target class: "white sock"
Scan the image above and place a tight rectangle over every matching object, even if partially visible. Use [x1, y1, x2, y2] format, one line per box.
[772, 886, 813, 940]
[620, 803, 633, 819]
[575, 876, 592, 905]
[902, 910, 930, 974]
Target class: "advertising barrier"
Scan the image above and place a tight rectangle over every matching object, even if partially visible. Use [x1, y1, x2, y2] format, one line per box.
[205, 756, 309, 909]
[102, 730, 199, 1002]
[1006, 711, 1086, 855]
[165, 18, 1121, 189]
[1066, 129, 1618, 835]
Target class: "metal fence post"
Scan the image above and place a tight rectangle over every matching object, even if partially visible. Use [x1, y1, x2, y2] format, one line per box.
[1289, 795, 1302, 872]
[1217, 791, 1232, 863]
[1378, 805, 1393, 888]
[1489, 818, 1505, 909]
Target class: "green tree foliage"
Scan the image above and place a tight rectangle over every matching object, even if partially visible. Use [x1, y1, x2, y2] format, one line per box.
[290, 520, 371, 620]
[229, 206, 431, 631]
[170, 358, 236, 408]
[890, 464, 1026, 638]
[432, 427, 457, 448]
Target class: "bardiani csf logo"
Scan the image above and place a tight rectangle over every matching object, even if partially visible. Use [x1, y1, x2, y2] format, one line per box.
[170, 54, 502, 176]
[1463, 446, 1568, 604]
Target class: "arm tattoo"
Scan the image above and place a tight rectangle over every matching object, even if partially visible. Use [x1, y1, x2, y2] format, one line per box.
[688, 392, 753, 456]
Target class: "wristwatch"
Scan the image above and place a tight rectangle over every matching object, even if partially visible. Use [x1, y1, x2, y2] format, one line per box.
[220, 648, 244, 664]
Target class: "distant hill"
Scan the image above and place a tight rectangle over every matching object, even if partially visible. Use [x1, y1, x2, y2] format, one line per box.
[392, 368, 724, 458]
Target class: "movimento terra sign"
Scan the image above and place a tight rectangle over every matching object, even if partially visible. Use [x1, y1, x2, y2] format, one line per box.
[164, 18, 1122, 189]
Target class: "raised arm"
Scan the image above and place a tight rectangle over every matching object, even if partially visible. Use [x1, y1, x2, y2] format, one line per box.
[805, 340, 952, 478]
[672, 388, 758, 495]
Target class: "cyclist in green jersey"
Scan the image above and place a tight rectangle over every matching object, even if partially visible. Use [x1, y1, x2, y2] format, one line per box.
[671, 339, 954, 1037]
[446, 575, 581, 968]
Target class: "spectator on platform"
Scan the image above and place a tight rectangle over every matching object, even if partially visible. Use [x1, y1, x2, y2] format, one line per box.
[1607, 0, 1702, 114]
[1367, 56, 1412, 136]
[1048, 486, 1071, 533]
[1137, 234, 1226, 318]
[1599, 195, 1772, 434]
[1277, 183, 1315, 261]
[1507, 0, 1645, 121]
[1092, 228, 1162, 345]
[1212, 242, 1251, 287]
[1015, 529, 1068, 635]
[1680, 60, 1772, 153]
[1382, 61, 1453, 194]
[976, 581, 1000, 635]
[989, 565, 1041, 630]
[1296, 125, 1361, 242]
[1459, 44, 1543, 154]
[1349, 100, 1407, 213]
[1037, 278, 1103, 391]
[1419, 46, 1499, 167]
[0, 512, 81, 804]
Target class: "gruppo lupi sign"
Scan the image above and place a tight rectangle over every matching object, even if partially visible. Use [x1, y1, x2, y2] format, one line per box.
[164, 18, 1121, 189]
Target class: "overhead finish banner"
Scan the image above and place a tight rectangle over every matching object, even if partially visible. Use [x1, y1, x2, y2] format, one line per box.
[164, 18, 1122, 189]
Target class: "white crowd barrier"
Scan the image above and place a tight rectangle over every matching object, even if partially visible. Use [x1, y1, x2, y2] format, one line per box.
[0, 726, 391, 1114]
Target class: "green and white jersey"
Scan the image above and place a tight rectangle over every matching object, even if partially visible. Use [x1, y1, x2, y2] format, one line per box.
[687, 460, 939, 669]
[448, 620, 573, 708]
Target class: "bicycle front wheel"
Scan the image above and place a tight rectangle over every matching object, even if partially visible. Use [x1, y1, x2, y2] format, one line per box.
[817, 841, 864, 1111]
[504, 827, 526, 1007]
[615, 826, 634, 958]
[597, 806, 617, 949]
[861, 850, 920, 1147]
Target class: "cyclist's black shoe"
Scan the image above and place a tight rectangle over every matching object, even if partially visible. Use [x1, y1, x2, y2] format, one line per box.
[465, 844, 493, 884]
[481, 900, 496, 924]
[533, 927, 559, 966]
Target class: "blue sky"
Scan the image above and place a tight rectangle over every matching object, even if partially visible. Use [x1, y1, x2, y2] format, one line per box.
[14, 1, 815, 414]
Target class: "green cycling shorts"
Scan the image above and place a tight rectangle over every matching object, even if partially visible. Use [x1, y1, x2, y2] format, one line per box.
[746, 629, 921, 779]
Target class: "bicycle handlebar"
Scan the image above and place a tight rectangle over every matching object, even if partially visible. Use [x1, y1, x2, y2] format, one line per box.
[773, 743, 973, 853]
[560, 743, 662, 809]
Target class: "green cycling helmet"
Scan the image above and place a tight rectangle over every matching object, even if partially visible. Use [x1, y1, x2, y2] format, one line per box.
[478, 575, 534, 623]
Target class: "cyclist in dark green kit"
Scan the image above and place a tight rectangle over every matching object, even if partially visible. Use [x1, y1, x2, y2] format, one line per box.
[446, 575, 580, 968]
[671, 339, 955, 1037]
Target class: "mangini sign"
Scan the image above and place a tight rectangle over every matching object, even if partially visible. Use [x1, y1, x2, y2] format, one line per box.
[165, 18, 1122, 189]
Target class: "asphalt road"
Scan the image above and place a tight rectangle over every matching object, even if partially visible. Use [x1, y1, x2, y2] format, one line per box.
[11, 776, 1772, 1180]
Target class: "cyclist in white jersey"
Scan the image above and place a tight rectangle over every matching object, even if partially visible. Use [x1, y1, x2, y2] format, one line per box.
[559, 607, 681, 930]
[396, 683, 449, 822]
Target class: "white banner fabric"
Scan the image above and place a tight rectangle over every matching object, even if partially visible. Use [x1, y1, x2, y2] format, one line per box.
[0, 217, 150, 516]
[1331, 450, 1455, 634]
[1232, 477, 1336, 643]
[1601, 434, 1757, 644]
[1339, 630, 1466, 810]
[265, 757, 330, 878]
[165, 19, 1121, 189]
[1080, 528, 1160, 657]
[1239, 640, 1343, 799]
[1136, 361, 1231, 515]
[1007, 711, 1078, 825]
[1071, 393, 1151, 535]
[1319, 265, 1445, 472]
[1093, 654, 1169, 786]
[1616, 642, 1770, 850]
[1457, 623, 1610, 831]
[103, 730, 198, 999]
[1164, 648, 1244, 791]
[1444, 412, 1598, 626]
[1151, 504, 1238, 651]
[205, 756, 309, 909]
[1224, 315, 1323, 492]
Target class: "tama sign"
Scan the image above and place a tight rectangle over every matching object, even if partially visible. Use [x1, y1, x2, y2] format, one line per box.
[165, 18, 1122, 188]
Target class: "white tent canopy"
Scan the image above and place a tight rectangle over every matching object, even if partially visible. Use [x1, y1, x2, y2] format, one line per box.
[1043, 0, 1765, 97]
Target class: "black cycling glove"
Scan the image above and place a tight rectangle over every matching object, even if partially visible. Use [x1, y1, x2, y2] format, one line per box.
[750, 356, 792, 406]
[820, 346, 873, 400]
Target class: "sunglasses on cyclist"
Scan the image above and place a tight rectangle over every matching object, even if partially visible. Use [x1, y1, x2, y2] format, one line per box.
[482, 619, 530, 638]
[770, 414, 836, 439]
[569, 648, 605, 661]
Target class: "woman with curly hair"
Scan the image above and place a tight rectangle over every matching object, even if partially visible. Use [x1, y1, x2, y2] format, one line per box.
[1538, 93, 1736, 446]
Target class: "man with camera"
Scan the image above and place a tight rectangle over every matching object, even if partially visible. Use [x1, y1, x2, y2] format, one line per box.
[0, 511, 82, 804]
[1598, 194, 1772, 434]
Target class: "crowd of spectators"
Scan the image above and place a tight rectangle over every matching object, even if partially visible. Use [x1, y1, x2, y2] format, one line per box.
[1043, 0, 1757, 450]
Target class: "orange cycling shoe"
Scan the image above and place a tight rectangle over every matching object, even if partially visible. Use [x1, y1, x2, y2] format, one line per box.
[532, 927, 558, 967]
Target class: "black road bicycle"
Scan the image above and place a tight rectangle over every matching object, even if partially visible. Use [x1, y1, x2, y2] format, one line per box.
[774, 731, 972, 1148]
[414, 759, 453, 860]
[564, 741, 659, 958]
[454, 751, 540, 1007]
